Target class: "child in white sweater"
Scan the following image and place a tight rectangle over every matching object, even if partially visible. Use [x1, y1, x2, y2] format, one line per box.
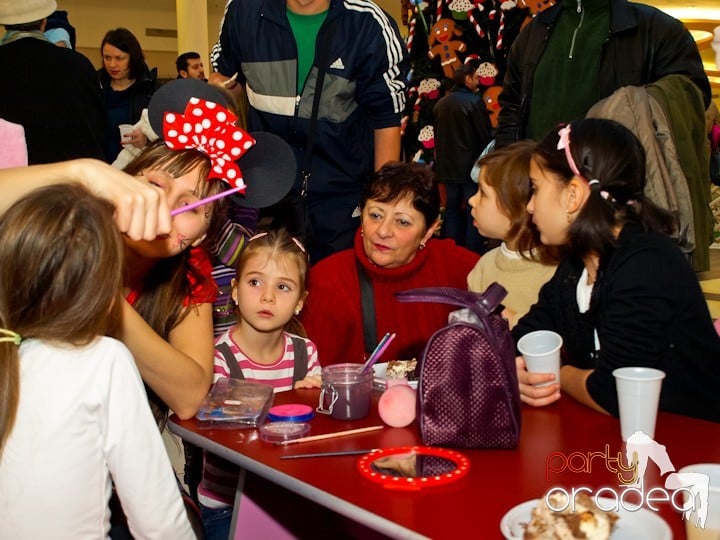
[0, 184, 193, 539]
[467, 141, 558, 327]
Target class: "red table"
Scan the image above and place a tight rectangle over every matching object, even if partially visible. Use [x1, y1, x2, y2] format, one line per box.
[169, 388, 720, 539]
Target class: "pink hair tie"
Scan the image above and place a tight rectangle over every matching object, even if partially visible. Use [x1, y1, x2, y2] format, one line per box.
[588, 179, 614, 202]
[291, 237, 306, 253]
[557, 125, 581, 177]
[248, 232, 306, 253]
[248, 232, 268, 242]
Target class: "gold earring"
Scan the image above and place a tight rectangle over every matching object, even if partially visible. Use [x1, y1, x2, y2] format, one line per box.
[419, 242, 426, 250]
[294, 309, 301, 316]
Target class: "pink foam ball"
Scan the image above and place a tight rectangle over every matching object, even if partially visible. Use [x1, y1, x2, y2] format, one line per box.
[378, 384, 417, 428]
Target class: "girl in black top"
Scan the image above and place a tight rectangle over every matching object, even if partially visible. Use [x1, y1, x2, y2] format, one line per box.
[513, 118, 720, 422]
[98, 27, 158, 163]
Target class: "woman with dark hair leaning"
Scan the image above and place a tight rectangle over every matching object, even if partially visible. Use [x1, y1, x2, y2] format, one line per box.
[300, 161, 479, 365]
[512, 118, 720, 422]
[99, 27, 159, 163]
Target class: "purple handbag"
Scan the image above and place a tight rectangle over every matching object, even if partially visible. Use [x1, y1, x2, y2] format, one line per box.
[395, 283, 521, 449]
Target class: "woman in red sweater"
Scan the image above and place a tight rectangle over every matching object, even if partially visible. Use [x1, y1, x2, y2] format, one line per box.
[300, 161, 479, 365]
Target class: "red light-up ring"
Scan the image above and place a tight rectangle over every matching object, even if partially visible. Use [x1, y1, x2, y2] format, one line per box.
[357, 445, 470, 491]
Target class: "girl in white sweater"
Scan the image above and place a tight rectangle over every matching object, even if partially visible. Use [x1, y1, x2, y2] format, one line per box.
[0, 184, 194, 540]
[467, 141, 558, 327]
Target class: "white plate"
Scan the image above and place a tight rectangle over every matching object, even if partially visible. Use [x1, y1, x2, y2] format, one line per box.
[500, 497, 672, 540]
[372, 363, 418, 390]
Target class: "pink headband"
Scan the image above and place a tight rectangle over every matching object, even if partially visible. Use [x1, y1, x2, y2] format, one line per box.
[557, 125, 618, 202]
[556, 125, 581, 177]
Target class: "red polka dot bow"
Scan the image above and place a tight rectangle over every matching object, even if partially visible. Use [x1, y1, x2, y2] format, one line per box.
[163, 98, 255, 190]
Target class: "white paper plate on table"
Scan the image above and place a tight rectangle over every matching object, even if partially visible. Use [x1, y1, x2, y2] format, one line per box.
[500, 498, 672, 540]
[372, 363, 418, 390]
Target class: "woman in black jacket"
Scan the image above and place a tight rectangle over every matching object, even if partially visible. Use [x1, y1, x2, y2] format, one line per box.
[98, 27, 159, 163]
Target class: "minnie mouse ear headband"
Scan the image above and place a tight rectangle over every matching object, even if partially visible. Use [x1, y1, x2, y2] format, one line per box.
[148, 79, 295, 209]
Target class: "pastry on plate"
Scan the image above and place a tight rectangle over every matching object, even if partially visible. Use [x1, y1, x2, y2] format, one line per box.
[385, 359, 418, 381]
[524, 491, 618, 540]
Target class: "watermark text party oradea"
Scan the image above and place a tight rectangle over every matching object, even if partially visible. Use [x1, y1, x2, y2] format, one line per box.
[543, 431, 711, 529]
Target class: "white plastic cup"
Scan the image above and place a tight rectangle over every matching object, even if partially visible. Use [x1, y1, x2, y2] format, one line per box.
[517, 330, 562, 387]
[612, 367, 665, 440]
[677, 463, 720, 540]
[118, 124, 134, 145]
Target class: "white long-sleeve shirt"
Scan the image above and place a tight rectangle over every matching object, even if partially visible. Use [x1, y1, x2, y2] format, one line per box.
[0, 337, 194, 540]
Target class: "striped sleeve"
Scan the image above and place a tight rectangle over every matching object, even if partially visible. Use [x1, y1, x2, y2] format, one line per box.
[345, 0, 408, 120]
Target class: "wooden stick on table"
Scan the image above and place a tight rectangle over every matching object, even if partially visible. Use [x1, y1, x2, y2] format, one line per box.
[280, 425, 384, 446]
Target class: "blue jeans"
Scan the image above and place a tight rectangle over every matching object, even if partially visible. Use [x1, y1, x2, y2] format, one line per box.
[442, 182, 488, 254]
[201, 505, 232, 540]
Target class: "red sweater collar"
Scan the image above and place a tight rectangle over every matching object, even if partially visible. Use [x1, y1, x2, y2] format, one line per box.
[353, 228, 432, 282]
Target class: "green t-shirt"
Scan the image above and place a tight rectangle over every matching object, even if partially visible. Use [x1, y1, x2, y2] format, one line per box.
[286, 8, 328, 91]
[527, 0, 610, 141]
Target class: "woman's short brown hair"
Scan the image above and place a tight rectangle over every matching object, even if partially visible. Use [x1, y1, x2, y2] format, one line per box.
[361, 161, 440, 230]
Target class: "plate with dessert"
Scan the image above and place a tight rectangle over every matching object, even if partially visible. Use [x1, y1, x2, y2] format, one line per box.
[500, 492, 672, 540]
[373, 360, 419, 390]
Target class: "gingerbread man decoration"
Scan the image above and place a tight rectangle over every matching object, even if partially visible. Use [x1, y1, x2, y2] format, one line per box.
[518, 0, 556, 29]
[427, 18, 467, 80]
[482, 85, 503, 128]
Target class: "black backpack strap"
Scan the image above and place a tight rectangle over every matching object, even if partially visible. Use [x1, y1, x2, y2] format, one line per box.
[290, 336, 308, 383]
[356, 260, 377, 354]
[216, 341, 244, 380]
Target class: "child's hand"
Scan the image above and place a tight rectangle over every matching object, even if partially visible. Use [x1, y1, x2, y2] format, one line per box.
[129, 128, 148, 149]
[294, 374, 322, 389]
[515, 355, 560, 407]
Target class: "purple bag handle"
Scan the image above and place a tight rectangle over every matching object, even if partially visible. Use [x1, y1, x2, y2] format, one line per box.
[395, 282, 507, 319]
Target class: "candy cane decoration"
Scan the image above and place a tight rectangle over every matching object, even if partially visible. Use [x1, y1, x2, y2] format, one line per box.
[468, 3, 486, 38]
[496, 10, 505, 49]
[495, 0, 516, 50]
[410, 86, 422, 112]
[436, 0, 443, 22]
[407, 15, 416, 52]
[406, 86, 419, 111]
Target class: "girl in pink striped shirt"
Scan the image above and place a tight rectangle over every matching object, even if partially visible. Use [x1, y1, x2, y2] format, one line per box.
[200, 229, 321, 537]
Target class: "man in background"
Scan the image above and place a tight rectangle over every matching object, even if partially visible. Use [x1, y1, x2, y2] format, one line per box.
[0, 0, 106, 164]
[176, 51, 206, 81]
[495, 0, 710, 146]
[209, 0, 408, 263]
[433, 63, 492, 253]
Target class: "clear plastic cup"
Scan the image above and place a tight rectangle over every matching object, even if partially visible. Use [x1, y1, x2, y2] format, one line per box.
[118, 124, 134, 145]
[677, 463, 720, 540]
[613, 366, 665, 440]
[517, 330, 563, 387]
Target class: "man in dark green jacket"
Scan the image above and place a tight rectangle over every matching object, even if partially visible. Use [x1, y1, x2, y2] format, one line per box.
[495, 0, 710, 148]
